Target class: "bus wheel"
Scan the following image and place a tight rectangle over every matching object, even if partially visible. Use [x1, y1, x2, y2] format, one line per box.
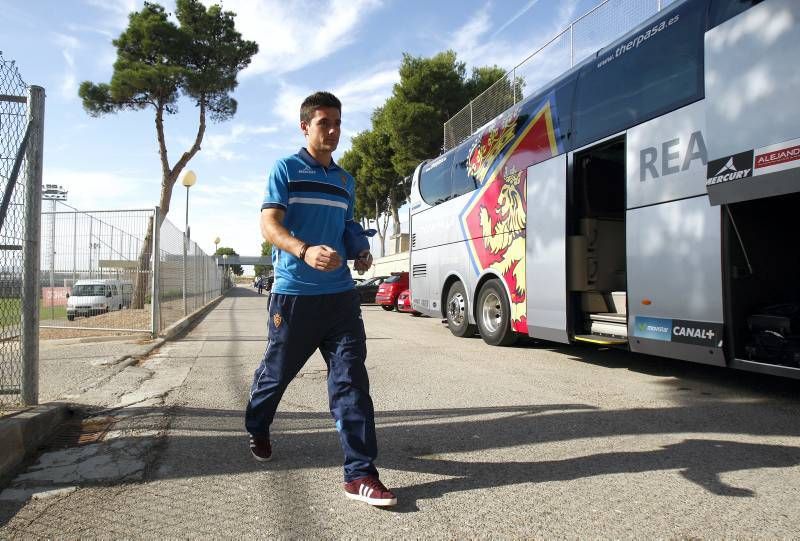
[446, 281, 476, 337]
[476, 279, 518, 346]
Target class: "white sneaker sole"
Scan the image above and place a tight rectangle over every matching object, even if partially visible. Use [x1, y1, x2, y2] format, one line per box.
[344, 491, 397, 507]
[250, 449, 272, 462]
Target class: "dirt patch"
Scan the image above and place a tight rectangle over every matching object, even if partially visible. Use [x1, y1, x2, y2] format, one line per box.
[40, 307, 151, 340]
[38, 327, 148, 341]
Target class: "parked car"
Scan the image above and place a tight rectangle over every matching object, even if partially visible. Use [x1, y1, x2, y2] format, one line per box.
[66, 279, 131, 321]
[396, 288, 421, 316]
[355, 276, 389, 303]
[375, 272, 409, 311]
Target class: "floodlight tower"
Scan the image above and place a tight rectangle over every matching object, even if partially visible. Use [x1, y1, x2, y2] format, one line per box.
[41, 184, 67, 297]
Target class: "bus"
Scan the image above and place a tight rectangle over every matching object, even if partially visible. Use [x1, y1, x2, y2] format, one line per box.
[408, 0, 800, 378]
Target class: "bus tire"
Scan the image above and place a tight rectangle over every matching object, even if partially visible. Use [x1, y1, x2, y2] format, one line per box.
[476, 279, 518, 347]
[446, 281, 476, 337]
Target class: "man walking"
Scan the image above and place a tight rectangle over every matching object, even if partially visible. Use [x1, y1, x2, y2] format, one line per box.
[245, 91, 396, 507]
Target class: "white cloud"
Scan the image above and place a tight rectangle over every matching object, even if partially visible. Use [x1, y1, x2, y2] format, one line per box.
[43, 167, 157, 211]
[451, 4, 493, 58]
[201, 123, 279, 161]
[194, 176, 264, 199]
[53, 33, 81, 101]
[84, 0, 141, 30]
[207, 0, 383, 76]
[332, 65, 400, 115]
[491, 0, 542, 39]
[272, 64, 399, 124]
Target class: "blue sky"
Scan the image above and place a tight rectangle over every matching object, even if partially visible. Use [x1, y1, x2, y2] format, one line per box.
[1, 0, 658, 259]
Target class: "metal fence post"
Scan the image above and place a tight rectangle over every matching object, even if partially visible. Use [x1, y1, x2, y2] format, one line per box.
[469, 102, 474, 134]
[21, 85, 44, 406]
[72, 211, 77, 284]
[151, 206, 161, 337]
[570, 23, 575, 67]
[182, 231, 187, 316]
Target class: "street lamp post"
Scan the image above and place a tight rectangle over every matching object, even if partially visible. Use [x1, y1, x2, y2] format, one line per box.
[213, 236, 221, 296]
[222, 253, 228, 291]
[179, 170, 197, 316]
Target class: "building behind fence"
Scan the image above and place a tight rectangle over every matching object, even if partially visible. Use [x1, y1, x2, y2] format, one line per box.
[443, 0, 677, 151]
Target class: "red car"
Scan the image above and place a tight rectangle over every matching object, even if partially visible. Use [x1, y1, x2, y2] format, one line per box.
[375, 271, 409, 311]
[396, 288, 421, 315]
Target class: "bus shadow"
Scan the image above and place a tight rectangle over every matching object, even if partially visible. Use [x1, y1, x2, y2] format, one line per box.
[514, 338, 800, 400]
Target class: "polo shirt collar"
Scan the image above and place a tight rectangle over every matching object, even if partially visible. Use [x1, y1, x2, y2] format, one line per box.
[298, 147, 339, 171]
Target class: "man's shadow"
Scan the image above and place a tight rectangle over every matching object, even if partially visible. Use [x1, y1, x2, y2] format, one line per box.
[389, 438, 800, 511]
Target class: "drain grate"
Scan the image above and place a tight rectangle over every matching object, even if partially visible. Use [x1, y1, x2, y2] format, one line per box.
[48, 416, 116, 448]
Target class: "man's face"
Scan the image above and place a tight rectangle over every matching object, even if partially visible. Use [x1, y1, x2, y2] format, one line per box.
[301, 106, 341, 154]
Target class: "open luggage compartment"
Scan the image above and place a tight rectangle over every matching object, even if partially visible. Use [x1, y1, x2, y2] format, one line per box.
[725, 192, 800, 370]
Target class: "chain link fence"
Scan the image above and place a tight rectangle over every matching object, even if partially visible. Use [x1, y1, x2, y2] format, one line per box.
[39, 205, 155, 333]
[155, 216, 229, 334]
[39, 203, 230, 337]
[0, 52, 44, 408]
[443, 0, 679, 150]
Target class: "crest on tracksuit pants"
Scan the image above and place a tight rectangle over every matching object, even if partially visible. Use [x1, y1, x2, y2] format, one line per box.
[273, 313, 282, 328]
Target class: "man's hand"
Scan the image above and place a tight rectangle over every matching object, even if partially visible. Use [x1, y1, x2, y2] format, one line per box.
[353, 250, 373, 275]
[304, 245, 341, 271]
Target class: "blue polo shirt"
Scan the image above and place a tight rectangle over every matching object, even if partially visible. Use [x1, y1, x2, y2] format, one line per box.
[261, 148, 356, 295]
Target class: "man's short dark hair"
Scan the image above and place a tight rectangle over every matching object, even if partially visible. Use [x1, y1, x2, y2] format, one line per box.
[300, 91, 341, 123]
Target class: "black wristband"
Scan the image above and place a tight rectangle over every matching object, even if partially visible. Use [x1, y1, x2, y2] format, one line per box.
[298, 243, 310, 262]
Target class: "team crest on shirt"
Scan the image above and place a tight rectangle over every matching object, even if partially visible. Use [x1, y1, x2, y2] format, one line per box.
[339, 172, 347, 186]
[272, 313, 282, 328]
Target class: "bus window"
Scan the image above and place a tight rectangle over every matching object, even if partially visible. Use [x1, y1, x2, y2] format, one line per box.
[709, 0, 764, 28]
[573, 0, 704, 148]
[451, 138, 478, 198]
[419, 153, 455, 206]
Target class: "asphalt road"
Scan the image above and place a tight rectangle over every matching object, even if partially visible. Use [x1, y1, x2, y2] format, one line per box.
[2, 285, 799, 538]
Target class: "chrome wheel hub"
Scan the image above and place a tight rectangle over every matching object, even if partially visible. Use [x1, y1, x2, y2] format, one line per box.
[481, 292, 502, 334]
[448, 292, 466, 326]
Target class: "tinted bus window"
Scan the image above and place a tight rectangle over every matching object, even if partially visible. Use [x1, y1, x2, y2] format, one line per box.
[517, 73, 577, 156]
[419, 153, 454, 206]
[451, 138, 478, 199]
[709, 0, 764, 28]
[573, 0, 704, 148]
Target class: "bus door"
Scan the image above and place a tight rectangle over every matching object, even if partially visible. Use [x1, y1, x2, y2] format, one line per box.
[568, 135, 628, 346]
[526, 154, 569, 343]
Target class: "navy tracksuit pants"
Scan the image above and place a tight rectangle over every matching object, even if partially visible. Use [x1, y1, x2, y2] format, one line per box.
[245, 290, 378, 482]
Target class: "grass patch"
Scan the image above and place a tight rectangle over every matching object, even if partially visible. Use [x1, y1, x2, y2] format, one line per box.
[0, 298, 68, 326]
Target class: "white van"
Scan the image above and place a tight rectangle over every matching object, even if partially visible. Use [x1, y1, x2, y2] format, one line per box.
[66, 279, 132, 321]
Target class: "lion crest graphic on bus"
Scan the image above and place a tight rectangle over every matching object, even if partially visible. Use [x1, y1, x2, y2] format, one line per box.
[459, 93, 562, 333]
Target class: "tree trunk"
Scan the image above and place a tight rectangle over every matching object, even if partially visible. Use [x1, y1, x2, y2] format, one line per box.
[131, 97, 207, 310]
[131, 216, 153, 309]
[373, 199, 386, 257]
[390, 199, 401, 238]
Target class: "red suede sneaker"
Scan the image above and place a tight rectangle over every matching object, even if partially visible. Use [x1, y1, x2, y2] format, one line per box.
[249, 434, 272, 462]
[343, 476, 397, 507]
